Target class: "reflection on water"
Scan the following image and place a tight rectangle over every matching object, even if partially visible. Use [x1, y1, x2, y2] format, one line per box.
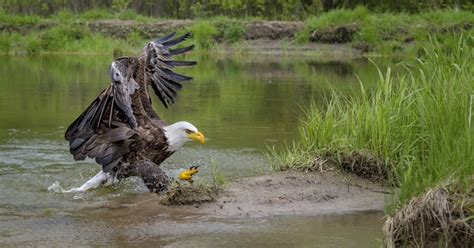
[0, 54, 383, 148]
[0, 54, 388, 246]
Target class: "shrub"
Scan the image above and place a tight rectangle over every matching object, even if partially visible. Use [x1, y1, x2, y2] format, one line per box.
[0, 33, 11, 53]
[41, 24, 90, 51]
[25, 35, 41, 55]
[191, 20, 218, 49]
[79, 9, 114, 20]
[215, 19, 245, 43]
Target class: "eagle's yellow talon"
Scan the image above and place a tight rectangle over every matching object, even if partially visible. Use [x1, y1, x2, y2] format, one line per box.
[178, 166, 199, 184]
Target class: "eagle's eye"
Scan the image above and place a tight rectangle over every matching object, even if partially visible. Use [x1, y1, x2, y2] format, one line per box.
[185, 129, 193, 134]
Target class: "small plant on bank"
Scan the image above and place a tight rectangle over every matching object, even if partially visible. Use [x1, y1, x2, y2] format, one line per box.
[191, 20, 218, 50]
[219, 19, 245, 43]
[25, 35, 41, 55]
[210, 159, 227, 187]
[0, 33, 11, 53]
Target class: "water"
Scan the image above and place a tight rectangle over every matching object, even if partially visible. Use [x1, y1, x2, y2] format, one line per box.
[0, 54, 387, 247]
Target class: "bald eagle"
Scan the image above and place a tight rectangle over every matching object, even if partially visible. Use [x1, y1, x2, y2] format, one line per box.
[64, 32, 204, 193]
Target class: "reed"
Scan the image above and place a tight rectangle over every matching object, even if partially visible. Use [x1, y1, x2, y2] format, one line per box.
[271, 32, 474, 212]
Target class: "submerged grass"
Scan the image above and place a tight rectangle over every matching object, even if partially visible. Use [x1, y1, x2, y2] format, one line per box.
[270, 33, 474, 214]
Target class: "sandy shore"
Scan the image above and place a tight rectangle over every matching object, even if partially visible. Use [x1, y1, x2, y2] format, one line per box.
[202, 171, 387, 217]
[193, 171, 388, 217]
[142, 170, 390, 218]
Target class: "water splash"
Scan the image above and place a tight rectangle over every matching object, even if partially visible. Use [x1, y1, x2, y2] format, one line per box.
[47, 181, 65, 193]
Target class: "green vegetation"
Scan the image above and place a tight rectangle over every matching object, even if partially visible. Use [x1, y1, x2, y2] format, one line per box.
[270, 33, 474, 212]
[160, 182, 218, 205]
[190, 18, 245, 49]
[0, 10, 142, 55]
[384, 181, 473, 247]
[0, 6, 471, 56]
[1, 0, 473, 20]
[296, 7, 474, 55]
[210, 160, 227, 187]
[191, 20, 218, 50]
[0, 9, 470, 56]
[0, 30, 138, 55]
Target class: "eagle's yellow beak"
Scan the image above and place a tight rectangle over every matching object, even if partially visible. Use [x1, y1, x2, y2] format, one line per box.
[187, 131, 206, 144]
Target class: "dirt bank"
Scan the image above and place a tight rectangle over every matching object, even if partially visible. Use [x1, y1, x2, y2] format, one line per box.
[1, 19, 471, 56]
[128, 170, 389, 218]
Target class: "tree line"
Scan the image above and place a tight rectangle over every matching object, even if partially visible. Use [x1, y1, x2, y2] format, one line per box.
[1, 0, 472, 20]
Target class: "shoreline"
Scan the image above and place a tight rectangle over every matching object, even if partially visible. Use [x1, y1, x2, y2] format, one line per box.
[107, 170, 390, 218]
[1, 15, 472, 57]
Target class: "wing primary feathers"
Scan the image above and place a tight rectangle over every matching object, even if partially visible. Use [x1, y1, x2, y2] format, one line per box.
[145, 32, 196, 108]
[159, 76, 183, 91]
[155, 78, 177, 105]
[161, 32, 191, 47]
[92, 88, 113, 131]
[154, 32, 176, 44]
[150, 78, 169, 108]
[169, 45, 194, 55]
[108, 98, 114, 128]
[165, 60, 197, 67]
[65, 87, 108, 141]
[161, 68, 193, 82]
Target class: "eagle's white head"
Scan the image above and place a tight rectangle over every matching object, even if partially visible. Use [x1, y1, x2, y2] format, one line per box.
[163, 121, 205, 152]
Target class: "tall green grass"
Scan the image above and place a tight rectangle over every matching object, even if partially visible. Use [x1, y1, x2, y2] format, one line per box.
[271, 33, 474, 212]
[191, 20, 218, 49]
[0, 9, 42, 25]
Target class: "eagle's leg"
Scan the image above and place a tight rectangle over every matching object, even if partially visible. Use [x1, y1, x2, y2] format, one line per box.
[132, 160, 170, 193]
[64, 170, 116, 193]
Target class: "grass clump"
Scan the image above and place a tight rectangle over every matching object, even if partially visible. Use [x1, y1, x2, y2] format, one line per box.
[383, 180, 474, 247]
[295, 6, 369, 42]
[41, 25, 91, 51]
[0, 10, 42, 25]
[191, 20, 218, 50]
[210, 159, 227, 187]
[24, 34, 41, 55]
[79, 9, 114, 20]
[0, 33, 12, 53]
[212, 17, 245, 43]
[160, 182, 218, 206]
[270, 33, 474, 215]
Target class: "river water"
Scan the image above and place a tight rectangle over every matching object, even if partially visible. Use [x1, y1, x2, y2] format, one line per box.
[0, 54, 388, 247]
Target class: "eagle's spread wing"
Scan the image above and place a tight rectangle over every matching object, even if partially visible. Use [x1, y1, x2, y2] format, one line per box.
[64, 33, 196, 173]
[64, 58, 139, 172]
[145, 32, 197, 108]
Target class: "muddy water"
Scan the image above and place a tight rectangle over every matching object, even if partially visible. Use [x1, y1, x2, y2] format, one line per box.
[0, 54, 387, 246]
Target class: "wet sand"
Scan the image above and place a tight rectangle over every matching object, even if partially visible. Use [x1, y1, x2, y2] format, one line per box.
[194, 170, 389, 218]
[116, 170, 390, 218]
